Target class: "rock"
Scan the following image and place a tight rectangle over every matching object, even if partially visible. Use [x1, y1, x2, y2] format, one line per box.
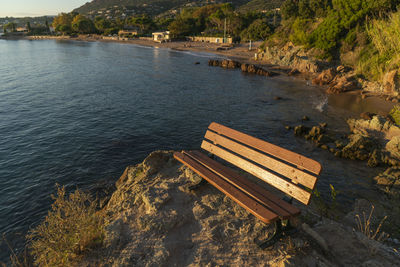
[319, 122, 328, 128]
[341, 134, 379, 161]
[294, 125, 310, 136]
[285, 125, 292, 130]
[208, 59, 221, 66]
[382, 70, 400, 95]
[274, 96, 282, 100]
[240, 63, 248, 72]
[321, 144, 329, 150]
[386, 136, 400, 159]
[367, 149, 384, 167]
[288, 69, 300, 76]
[360, 112, 376, 120]
[336, 65, 346, 73]
[374, 167, 400, 196]
[301, 223, 329, 252]
[221, 59, 240, 69]
[195, 62, 200, 65]
[302, 116, 310, 121]
[312, 68, 336, 86]
[326, 76, 359, 94]
[308, 126, 323, 138]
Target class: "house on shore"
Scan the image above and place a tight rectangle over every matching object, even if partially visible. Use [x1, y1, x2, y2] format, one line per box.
[187, 36, 233, 44]
[152, 31, 170, 43]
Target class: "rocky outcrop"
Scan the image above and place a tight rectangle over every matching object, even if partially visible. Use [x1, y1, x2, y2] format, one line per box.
[257, 42, 322, 73]
[77, 151, 400, 266]
[383, 70, 400, 95]
[290, 115, 400, 167]
[208, 59, 278, 77]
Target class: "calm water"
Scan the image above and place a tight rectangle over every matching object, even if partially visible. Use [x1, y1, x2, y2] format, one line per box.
[0, 39, 390, 259]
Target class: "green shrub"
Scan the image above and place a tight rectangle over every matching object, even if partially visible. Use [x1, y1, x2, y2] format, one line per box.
[27, 186, 105, 266]
[389, 105, 400, 126]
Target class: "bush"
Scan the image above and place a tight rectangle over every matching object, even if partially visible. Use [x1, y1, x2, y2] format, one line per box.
[389, 105, 400, 126]
[27, 186, 105, 266]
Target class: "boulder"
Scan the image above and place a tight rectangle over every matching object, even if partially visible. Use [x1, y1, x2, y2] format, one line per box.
[341, 134, 379, 161]
[240, 63, 248, 72]
[374, 167, 400, 196]
[382, 70, 400, 95]
[312, 68, 336, 86]
[326, 76, 359, 94]
[208, 59, 221, 67]
[360, 112, 376, 120]
[386, 136, 400, 159]
[294, 125, 310, 136]
[288, 69, 300, 76]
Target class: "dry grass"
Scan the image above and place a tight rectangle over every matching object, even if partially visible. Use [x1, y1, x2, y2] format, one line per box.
[354, 205, 388, 242]
[27, 185, 105, 267]
[358, 11, 400, 80]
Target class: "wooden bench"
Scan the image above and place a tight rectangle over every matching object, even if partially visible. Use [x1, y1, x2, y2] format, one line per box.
[174, 122, 322, 246]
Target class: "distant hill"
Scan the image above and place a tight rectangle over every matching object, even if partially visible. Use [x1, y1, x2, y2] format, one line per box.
[238, 0, 284, 13]
[73, 0, 274, 17]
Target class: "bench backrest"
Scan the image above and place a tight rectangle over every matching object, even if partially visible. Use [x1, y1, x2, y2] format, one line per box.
[201, 122, 322, 205]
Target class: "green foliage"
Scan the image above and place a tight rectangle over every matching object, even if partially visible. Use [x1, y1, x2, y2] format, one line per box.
[389, 105, 400, 126]
[94, 17, 112, 33]
[240, 19, 272, 41]
[289, 18, 312, 45]
[27, 185, 105, 267]
[169, 17, 198, 38]
[128, 14, 155, 34]
[71, 15, 96, 34]
[52, 13, 74, 34]
[281, 0, 299, 19]
[4, 22, 17, 32]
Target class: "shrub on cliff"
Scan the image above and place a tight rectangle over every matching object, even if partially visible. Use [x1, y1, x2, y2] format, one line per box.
[27, 186, 105, 266]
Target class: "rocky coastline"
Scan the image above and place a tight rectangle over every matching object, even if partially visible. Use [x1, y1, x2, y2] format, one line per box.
[256, 42, 400, 102]
[71, 150, 400, 266]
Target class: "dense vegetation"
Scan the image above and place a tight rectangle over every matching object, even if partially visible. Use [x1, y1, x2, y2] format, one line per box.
[268, 0, 400, 80]
[74, 0, 252, 17]
[51, 3, 278, 42]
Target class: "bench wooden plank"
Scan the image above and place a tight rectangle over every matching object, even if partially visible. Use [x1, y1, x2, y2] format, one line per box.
[201, 140, 312, 205]
[184, 150, 300, 218]
[204, 130, 317, 190]
[208, 122, 322, 175]
[174, 152, 279, 223]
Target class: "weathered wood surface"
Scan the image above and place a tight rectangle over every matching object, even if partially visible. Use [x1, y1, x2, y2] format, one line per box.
[204, 130, 317, 190]
[201, 140, 312, 205]
[184, 150, 300, 218]
[174, 152, 279, 223]
[208, 122, 322, 175]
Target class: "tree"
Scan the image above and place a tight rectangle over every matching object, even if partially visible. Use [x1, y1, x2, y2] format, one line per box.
[281, 0, 299, 19]
[168, 17, 197, 38]
[128, 14, 155, 34]
[71, 14, 96, 34]
[26, 22, 31, 32]
[4, 22, 17, 32]
[240, 19, 272, 41]
[94, 17, 111, 33]
[52, 13, 73, 34]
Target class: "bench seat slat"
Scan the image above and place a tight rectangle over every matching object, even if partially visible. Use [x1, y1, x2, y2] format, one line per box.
[208, 122, 322, 175]
[173, 152, 279, 223]
[204, 130, 317, 190]
[185, 150, 300, 218]
[201, 140, 312, 205]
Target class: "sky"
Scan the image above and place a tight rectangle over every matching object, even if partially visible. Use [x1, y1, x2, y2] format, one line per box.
[0, 0, 90, 17]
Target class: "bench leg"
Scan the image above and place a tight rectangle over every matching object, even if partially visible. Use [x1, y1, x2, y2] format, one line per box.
[256, 219, 297, 249]
[188, 178, 208, 190]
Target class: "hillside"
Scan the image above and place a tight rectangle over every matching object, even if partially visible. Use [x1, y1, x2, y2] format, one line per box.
[73, 0, 273, 17]
[238, 0, 284, 13]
